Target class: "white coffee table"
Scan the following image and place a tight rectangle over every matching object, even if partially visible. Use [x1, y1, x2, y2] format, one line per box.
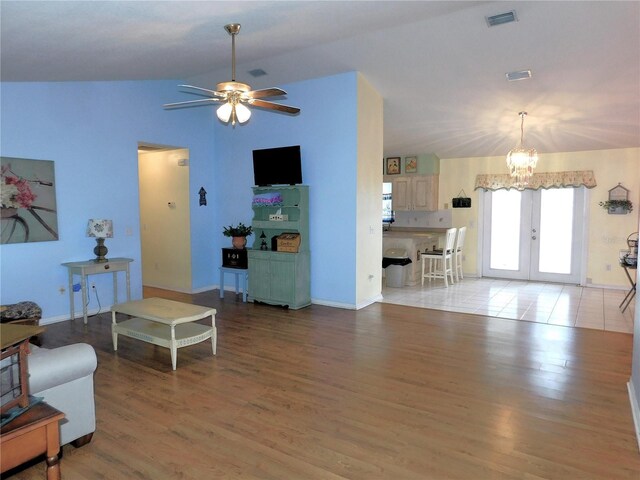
[111, 298, 217, 370]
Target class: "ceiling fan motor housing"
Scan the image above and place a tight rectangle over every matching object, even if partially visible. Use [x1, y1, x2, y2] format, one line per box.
[217, 81, 251, 92]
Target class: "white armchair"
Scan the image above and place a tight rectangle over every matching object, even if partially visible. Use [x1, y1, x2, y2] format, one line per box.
[28, 343, 97, 447]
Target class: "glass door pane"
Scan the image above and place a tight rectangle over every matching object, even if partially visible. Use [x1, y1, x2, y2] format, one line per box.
[537, 188, 574, 274]
[489, 189, 522, 271]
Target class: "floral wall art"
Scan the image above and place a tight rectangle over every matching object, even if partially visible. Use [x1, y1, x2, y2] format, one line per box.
[1, 157, 58, 244]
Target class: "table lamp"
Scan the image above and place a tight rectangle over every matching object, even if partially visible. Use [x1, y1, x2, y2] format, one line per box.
[86, 219, 113, 263]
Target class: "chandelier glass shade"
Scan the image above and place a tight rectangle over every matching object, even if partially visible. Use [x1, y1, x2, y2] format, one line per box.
[506, 112, 538, 188]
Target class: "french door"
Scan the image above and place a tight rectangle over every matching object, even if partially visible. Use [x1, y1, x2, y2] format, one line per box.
[482, 187, 585, 283]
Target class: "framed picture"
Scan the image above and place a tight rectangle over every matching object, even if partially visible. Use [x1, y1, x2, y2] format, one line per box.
[405, 156, 417, 173]
[1, 157, 59, 244]
[386, 157, 401, 175]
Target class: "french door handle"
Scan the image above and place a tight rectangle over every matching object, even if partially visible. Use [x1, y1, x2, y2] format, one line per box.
[532, 235, 537, 240]
[532, 228, 537, 233]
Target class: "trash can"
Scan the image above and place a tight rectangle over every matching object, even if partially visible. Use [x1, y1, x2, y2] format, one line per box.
[383, 248, 412, 288]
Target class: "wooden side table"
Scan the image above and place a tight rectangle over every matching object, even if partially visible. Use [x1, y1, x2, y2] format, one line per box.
[62, 257, 133, 324]
[0, 402, 65, 480]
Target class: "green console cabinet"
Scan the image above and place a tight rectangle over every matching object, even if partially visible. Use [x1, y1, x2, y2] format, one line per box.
[248, 185, 310, 309]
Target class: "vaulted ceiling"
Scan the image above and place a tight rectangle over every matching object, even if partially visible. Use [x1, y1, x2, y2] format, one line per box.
[2, 1, 638, 159]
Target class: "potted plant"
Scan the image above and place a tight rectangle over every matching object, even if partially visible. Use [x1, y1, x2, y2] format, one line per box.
[223, 222, 253, 249]
[598, 199, 633, 214]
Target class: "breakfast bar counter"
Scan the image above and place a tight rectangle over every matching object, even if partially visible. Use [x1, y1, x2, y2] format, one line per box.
[383, 228, 447, 286]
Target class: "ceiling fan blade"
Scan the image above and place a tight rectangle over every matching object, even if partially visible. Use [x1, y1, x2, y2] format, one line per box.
[246, 87, 287, 99]
[178, 84, 225, 98]
[163, 98, 221, 109]
[249, 99, 300, 114]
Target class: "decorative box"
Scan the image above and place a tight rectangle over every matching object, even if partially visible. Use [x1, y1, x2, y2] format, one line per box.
[222, 248, 248, 269]
[276, 233, 301, 253]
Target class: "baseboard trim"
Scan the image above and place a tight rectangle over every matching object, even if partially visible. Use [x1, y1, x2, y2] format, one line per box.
[311, 298, 357, 310]
[143, 282, 199, 294]
[193, 284, 218, 294]
[586, 283, 628, 291]
[628, 379, 640, 452]
[355, 294, 384, 310]
[41, 306, 109, 325]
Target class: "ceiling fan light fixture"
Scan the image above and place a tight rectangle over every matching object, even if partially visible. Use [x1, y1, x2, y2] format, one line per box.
[506, 112, 538, 188]
[164, 23, 299, 124]
[217, 81, 250, 92]
[235, 103, 251, 124]
[216, 102, 233, 123]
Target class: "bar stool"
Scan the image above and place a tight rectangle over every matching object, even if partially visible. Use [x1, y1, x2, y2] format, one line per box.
[454, 226, 467, 282]
[421, 227, 457, 287]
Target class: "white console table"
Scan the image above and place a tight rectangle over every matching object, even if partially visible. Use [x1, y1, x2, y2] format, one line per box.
[62, 258, 133, 324]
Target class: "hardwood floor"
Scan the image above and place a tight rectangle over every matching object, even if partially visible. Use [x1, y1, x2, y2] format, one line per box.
[10, 287, 640, 479]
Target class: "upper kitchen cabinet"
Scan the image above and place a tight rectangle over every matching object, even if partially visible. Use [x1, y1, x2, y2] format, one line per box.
[392, 174, 439, 211]
[384, 153, 439, 211]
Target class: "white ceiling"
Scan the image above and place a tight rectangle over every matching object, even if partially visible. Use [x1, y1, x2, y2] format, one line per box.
[2, 1, 639, 159]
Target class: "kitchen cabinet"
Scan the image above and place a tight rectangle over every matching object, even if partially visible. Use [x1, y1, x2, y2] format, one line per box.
[248, 185, 310, 309]
[392, 175, 438, 211]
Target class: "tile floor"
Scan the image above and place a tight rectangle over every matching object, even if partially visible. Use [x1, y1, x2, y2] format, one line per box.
[381, 277, 636, 333]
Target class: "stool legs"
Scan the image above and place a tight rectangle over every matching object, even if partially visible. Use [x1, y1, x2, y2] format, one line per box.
[219, 267, 248, 302]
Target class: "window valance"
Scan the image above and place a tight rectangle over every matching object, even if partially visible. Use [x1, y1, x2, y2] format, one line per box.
[474, 171, 597, 191]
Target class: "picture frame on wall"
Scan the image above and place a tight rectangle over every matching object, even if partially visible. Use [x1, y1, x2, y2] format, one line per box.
[386, 157, 401, 175]
[1, 156, 59, 244]
[405, 156, 417, 173]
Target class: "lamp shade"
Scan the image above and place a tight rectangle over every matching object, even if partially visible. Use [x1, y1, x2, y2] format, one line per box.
[86, 219, 113, 238]
[235, 103, 251, 124]
[217, 103, 233, 122]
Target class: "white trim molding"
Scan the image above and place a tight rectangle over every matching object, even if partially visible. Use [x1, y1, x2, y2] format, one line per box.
[628, 379, 640, 452]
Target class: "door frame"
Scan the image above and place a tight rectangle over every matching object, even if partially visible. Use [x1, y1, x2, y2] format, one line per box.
[476, 186, 590, 285]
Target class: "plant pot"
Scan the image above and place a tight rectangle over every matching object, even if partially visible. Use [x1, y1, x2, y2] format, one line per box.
[232, 236, 247, 249]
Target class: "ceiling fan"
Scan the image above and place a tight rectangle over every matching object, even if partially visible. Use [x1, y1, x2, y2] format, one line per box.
[164, 23, 300, 126]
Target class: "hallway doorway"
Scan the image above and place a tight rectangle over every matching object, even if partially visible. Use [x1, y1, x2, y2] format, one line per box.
[137, 143, 192, 292]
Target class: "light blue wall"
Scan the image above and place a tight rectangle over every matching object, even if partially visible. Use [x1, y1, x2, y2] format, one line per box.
[0, 80, 216, 320]
[212, 72, 359, 306]
[0, 72, 361, 320]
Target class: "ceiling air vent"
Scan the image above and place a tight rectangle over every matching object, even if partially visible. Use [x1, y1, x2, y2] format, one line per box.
[248, 68, 267, 78]
[486, 10, 518, 27]
[506, 70, 532, 82]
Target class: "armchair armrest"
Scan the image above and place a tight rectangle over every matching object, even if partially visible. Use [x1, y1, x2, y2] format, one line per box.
[28, 343, 97, 393]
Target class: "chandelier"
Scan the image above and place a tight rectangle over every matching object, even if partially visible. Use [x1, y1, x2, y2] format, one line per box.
[506, 111, 538, 187]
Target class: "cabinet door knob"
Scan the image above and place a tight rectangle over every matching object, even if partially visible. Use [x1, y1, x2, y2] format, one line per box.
[104, 264, 110, 270]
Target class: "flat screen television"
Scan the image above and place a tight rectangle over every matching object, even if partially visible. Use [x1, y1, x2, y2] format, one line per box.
[252, 145, 302, 186]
